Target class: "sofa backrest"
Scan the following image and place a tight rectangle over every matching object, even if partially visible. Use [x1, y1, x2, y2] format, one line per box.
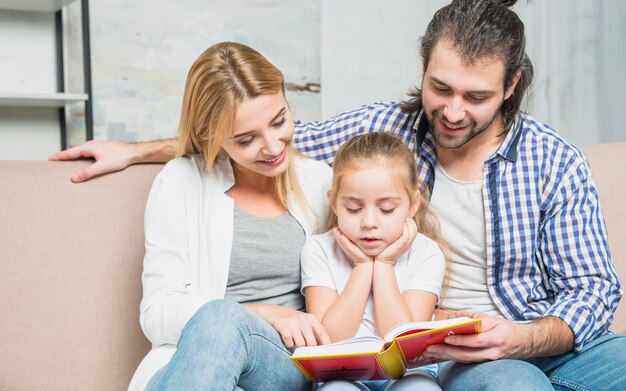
[583, 142, 626, 334]
[0, 161, 162, 391]
[0, 143, 624, 390]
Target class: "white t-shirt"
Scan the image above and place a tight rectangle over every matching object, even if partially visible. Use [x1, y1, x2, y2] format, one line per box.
[430, 162, 504, 317]
[300, 230, 445, 338]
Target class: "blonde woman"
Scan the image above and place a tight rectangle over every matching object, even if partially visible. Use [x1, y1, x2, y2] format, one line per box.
[129, 42, 331, 391]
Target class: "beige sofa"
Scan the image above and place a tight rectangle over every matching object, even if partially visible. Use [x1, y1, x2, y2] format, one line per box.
[1, 142, 625, 391]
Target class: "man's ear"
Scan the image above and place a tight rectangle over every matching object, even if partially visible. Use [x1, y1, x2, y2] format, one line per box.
[504, 70, 522, 100]
[409, 190, 421, 217]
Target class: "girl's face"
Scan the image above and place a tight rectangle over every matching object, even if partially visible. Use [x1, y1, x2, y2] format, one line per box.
[331, 163, 419, 257]
[222, 91, 294, 179]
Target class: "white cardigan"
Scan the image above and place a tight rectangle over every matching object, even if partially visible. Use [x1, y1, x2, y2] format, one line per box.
[128, 153, 332, 391]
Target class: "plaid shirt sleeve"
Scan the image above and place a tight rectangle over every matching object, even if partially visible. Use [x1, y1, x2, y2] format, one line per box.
[539, 155, 622, 350]
[292, 101, 416, 164]
[292, 104, 372, 164]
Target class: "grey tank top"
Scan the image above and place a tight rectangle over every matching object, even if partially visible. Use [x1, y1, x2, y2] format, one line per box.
[224, 204, 306, 311]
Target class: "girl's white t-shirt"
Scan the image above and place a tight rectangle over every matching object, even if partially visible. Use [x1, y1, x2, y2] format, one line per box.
[300, 230, 445, 338]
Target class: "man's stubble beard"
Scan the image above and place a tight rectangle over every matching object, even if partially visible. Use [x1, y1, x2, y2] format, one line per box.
[426, 106, 503, 150]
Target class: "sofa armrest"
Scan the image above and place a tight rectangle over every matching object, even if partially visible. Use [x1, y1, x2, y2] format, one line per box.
[0, 161, 162, 391]
[583, 142, 626, 334]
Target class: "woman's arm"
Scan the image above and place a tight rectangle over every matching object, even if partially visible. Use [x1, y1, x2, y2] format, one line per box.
[242, 303, 330, 348]
[139, 163, 205, 345]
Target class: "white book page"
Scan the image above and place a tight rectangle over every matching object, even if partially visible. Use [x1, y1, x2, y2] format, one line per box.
[384, 316, 473, 342]
[292, 335, 384, 357]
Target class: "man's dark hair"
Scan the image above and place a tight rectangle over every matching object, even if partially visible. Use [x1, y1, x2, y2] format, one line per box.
[400, 0, 533, 131]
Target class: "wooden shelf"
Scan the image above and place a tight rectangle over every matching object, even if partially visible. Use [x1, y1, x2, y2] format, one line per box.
[0, 0, 76, 12]
[0, 92, 88, 107]
[0, 0, 93, 149]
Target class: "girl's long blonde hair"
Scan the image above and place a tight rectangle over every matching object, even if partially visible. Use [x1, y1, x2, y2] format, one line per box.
[325, 132, 449, 266]
[176, 41, 304, 209]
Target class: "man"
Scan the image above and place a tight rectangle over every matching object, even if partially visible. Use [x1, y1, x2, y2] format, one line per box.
[51, 0, 625, 389]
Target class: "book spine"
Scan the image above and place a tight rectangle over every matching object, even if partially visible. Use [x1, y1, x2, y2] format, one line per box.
[376, 343, 406, 379]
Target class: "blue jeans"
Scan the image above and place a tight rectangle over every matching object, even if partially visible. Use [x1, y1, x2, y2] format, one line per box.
[316, 369, 441, 391]
[149, 299, 310, 391]
[438, 333, 626, 391]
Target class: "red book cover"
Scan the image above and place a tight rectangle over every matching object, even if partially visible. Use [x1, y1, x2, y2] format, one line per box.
[293, 354, 388, 382]
[291, 317, 482, 381]
[394, 321, 482, 368]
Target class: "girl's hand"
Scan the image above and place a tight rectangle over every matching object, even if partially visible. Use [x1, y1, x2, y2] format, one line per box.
[247, 304, 331, 348]
[332, 227, 373, 265]
[376, 218, 418, 265]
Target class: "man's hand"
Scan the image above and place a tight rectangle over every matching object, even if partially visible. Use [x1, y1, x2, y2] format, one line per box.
[423, 315, 573, 362]
[48, 140, 137, 182]
[434, 308, 478, 320]
[423, 315, 531, 362]
[49, 138, 176, 182]
[332, 227, 373, 265]
[246, 304, 331, 349]
[376, 218, 417, 265]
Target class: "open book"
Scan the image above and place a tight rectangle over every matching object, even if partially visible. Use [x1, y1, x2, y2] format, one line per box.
[290, 317, 481, 382]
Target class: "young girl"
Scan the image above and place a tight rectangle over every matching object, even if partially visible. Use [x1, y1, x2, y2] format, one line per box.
[129, 42, 332, 391]
[301, 132, 446, 391]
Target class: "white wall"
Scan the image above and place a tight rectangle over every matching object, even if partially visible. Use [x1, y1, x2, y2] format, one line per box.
[68, 0, 320, 146]
[320, 0, 626, 147]
[517, 1, 626, 146]
[1, 1, 625, 160]
[320, 0, 447, 118]
[0, 0, 321, 159]
[0, 9, 62, 159]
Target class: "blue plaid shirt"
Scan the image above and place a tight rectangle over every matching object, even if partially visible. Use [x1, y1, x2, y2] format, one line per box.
[293, 101, 622, 350]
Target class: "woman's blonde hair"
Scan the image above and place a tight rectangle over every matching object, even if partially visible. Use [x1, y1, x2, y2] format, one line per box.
[325, 132, 449, 267]
[177, 41, 304, 209]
